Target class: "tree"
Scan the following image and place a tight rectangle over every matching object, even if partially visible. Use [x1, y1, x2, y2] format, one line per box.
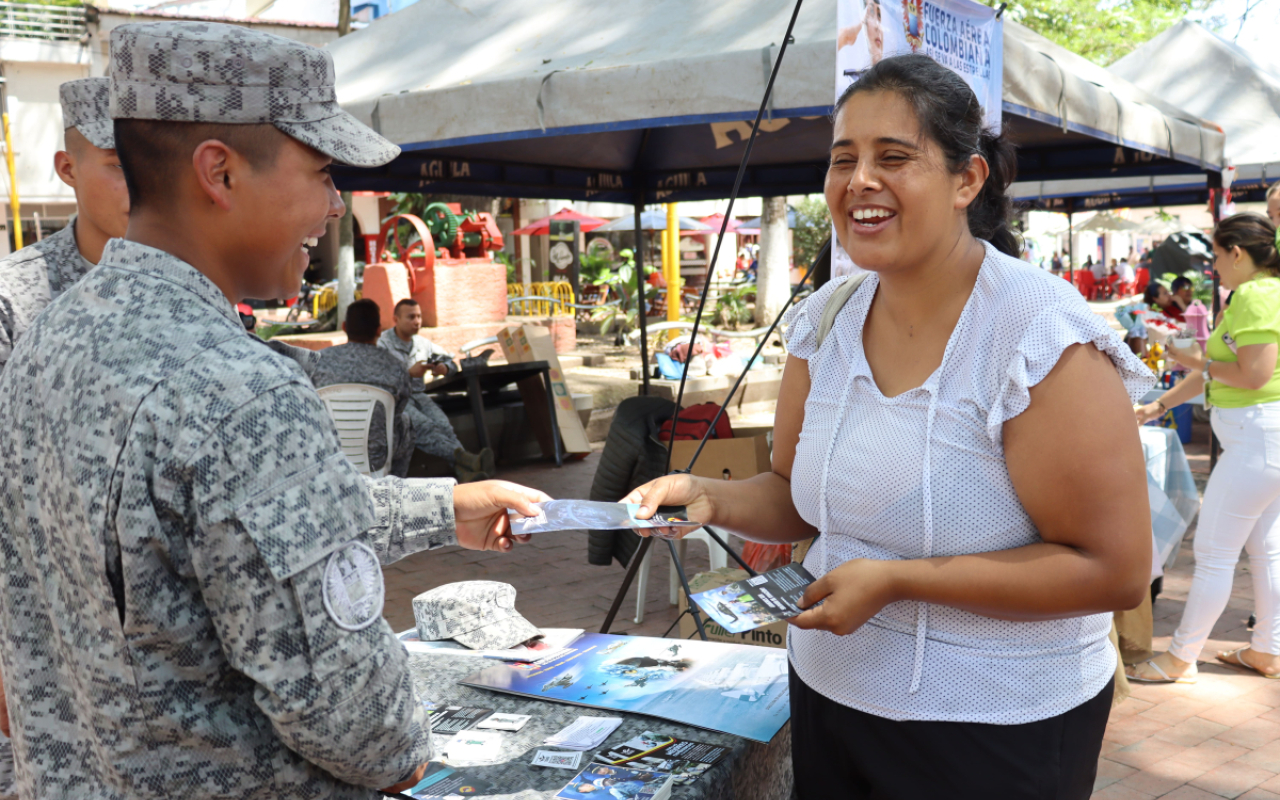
[983, 0, 1212, 64]
[792, 196, 831, 270]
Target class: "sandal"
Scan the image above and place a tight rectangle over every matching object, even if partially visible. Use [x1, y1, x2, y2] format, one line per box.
[1126, 658, 1198, 684]
[1217, 647, 1280, 679]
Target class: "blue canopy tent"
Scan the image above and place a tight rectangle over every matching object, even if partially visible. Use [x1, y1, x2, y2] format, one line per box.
[327, 0, 1223, 204]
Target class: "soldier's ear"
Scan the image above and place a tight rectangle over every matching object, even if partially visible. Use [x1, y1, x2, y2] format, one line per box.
[190, 139, 235, 211]
[53, 150, 76, 190]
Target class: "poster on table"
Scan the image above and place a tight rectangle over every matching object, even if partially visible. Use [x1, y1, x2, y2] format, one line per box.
[459, 633, 790, 744]
[830, 0, 1004, 277]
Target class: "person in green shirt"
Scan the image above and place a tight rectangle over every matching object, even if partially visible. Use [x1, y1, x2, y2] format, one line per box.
[1131, 212, 1280, 683]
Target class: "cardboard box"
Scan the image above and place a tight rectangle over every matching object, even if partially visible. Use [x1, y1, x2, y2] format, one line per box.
[677, 567, 788, 648]
[497, 324, 591, 455]
[667, 425, 771, 481]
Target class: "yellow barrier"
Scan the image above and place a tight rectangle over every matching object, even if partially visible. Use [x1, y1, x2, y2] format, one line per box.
[507, 281, 575, 316]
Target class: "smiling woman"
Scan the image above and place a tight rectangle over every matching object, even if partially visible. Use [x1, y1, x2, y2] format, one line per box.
[629, 54, 1155, 799]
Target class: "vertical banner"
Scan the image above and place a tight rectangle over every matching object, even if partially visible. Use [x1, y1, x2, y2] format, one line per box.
[830, 0, 1003, 277]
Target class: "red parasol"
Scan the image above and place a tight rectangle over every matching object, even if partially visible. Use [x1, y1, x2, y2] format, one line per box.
[512, 207, 609, 236]
[698, 213, 741, 233]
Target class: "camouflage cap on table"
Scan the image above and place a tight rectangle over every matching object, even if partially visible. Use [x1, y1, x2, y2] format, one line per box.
[414, 581, 541, 651]
[108, 21, 400, 168]
[59, 77, 114, 150]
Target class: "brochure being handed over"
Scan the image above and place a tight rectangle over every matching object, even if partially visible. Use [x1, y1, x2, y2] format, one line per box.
[689, 563, 816, 634]
[510, 500, 700, 535]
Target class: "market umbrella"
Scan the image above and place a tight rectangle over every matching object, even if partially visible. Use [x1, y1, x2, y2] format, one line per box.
[1076, 212, 1142, 233]
[1135, 215, 1194, 236]
[698, 213, 741, 232]
[592, 210, 711, 233]
[736, 207, 797, 233]
[512, 207, 609, 236]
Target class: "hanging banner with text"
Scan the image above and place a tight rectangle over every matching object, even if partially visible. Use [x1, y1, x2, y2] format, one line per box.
[836, 0, 1002, 130]
[830, 0, 1004, 276]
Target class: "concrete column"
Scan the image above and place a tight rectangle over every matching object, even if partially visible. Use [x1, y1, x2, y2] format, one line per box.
[756, 196, 790, 326]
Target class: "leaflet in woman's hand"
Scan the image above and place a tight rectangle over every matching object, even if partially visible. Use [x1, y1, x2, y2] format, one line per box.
[510, 501, 701, 535]
[690, 563, 816, 634]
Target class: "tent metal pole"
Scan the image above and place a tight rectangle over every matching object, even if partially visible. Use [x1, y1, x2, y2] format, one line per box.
[634, 194, 650, 396]
[1067, 210, 1074, 287]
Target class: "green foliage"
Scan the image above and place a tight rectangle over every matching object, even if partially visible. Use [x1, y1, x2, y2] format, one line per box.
[714, 284, 757, 328]
[579, 252, 617, 287]
[982, 0, 1211, 65]
[494, 250, 517, 283]
[792, 196, 832, 270]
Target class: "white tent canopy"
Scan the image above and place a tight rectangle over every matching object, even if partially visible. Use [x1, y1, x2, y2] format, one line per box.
[1110, 20, 1280, 200]
[327, 0, 1223, 200]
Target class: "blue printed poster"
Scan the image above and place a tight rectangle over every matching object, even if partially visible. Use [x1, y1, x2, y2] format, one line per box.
[458, 634, 790, 743]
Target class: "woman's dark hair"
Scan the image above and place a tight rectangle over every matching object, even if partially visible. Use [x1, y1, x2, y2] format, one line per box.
[833, 54, 1020, 257]
[1142, 281, 1165, 306]
[1213, 213, 1280, 278]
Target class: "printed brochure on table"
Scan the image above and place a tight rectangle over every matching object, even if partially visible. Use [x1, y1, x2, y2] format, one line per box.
[459, 633, 790, 743]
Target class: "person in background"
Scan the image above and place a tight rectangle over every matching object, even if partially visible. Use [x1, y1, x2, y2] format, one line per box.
[312, 298, 415, 477]
[1051, 251, 1064, 275]
[1087, 254, 1104, 281]
[1167, 275, 1194, 321]
[1146, 280, 1184, 323]
[1267, 181, 1280, 228]
[379, 297, 494, 480]
[0, 78, 127, 370]
[1116, 255, 1136, 292]
[629, 54, 1151, 798]
[1131, 213, 1280, 683]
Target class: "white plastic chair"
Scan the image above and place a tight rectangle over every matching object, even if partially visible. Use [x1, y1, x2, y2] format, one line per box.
[633, 528, 729, 624]
[317, 383, 395, 478]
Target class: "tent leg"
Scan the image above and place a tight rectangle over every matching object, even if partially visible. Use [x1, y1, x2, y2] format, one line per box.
[635, 196, 650, 396]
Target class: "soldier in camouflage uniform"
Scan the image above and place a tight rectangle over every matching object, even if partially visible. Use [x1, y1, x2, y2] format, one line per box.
[0, 77, 128, 370]
[0, 22, 549, 800]
[311, 298, 417, 477]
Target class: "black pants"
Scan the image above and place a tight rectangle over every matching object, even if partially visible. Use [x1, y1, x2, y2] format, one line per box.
[789, 665, 1112, 800]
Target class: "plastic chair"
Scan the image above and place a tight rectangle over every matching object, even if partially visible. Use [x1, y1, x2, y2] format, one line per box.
[1135, 267, 1150, 294]
[1073, 271, 1095, 299]
[317, 383, 395, 477]
[633, 528, 730, 624]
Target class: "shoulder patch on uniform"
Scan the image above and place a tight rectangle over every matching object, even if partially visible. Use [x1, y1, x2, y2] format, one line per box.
[322, 541, 385, 631]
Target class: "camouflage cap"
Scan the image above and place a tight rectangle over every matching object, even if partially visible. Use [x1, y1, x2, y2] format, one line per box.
[60, 77, 114, 150]
[413, 581, 541, 651]
[108, 21, 399, 168]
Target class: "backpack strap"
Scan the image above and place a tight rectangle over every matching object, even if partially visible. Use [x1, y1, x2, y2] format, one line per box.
[815, 272, 871, 349]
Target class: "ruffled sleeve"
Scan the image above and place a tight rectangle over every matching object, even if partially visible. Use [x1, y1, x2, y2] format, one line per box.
[986, 301, 1156, 445]
[782, 276, 850, 361]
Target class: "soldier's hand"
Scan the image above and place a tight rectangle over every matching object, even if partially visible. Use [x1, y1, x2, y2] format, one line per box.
[454, 480, 550, 552]
[408, 361, 430, 379]
[381, 761, 428, 794]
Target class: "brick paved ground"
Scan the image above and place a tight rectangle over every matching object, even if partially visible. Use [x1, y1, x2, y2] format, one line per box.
[383, 417, 1280, 798]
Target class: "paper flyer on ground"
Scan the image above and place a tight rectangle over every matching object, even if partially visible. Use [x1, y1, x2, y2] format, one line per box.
[595, 731, 728, 785]
[397, 627, 584, 662]
[458, 633, 790, 743]
[510, 501, 700, 535]
[690, 563, 816, 634]
[554, 765, 674, 800]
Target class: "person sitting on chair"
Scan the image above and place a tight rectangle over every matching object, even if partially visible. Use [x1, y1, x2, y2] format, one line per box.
[377, 297, 494, 479]
[312, 298, 416, 477]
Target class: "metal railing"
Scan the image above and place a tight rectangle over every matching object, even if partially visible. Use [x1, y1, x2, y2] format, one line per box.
[0, 2, 87, 43]
[506, 281, 576, 316]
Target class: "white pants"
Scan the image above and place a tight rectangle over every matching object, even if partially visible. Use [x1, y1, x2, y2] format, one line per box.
[1170, 402, 1280, 662]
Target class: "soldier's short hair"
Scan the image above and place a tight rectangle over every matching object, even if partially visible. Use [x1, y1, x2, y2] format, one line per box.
[113, 119, 284, 210]
[393, 298, 419, 316]
[344, 298, 381, 342]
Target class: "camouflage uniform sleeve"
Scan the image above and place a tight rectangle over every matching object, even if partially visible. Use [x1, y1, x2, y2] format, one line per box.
[192, 382, 435, 787]
[0, 285, 14, 371]
[258, 337, 323, 380]
[358, 475, 458, 565]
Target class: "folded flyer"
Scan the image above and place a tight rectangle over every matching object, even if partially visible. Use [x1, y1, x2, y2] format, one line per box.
[397, 627, 584, 662]
[510, 500, 700, 535]
[690, 563, 815, 634]
[427, 706, 492, 735]
[595, 731, 728, 785]
[402, 766, 495, 799]
[554, 765, 673, 800]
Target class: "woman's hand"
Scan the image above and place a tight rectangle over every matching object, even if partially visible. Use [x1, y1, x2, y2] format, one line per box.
[1165, 343, 1205, 370]
[624, 474, 715, 540]
[1135, 402, 1164, 425]
[789, 559, 899, 636]
[454, 481, 550, 552]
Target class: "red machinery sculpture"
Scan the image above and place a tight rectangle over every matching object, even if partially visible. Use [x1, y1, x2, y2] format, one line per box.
[362, 202, 508, 330]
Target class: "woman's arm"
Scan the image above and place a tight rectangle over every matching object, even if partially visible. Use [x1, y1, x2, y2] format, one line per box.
[1135, 370, 1204, 424]
[1167, 342, 1278, 391]
[628, 355, 817, 544]
[791, 343, 1151, 635]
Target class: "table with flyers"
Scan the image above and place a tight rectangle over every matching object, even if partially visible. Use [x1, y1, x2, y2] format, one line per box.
[401, 647, 793, 800]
